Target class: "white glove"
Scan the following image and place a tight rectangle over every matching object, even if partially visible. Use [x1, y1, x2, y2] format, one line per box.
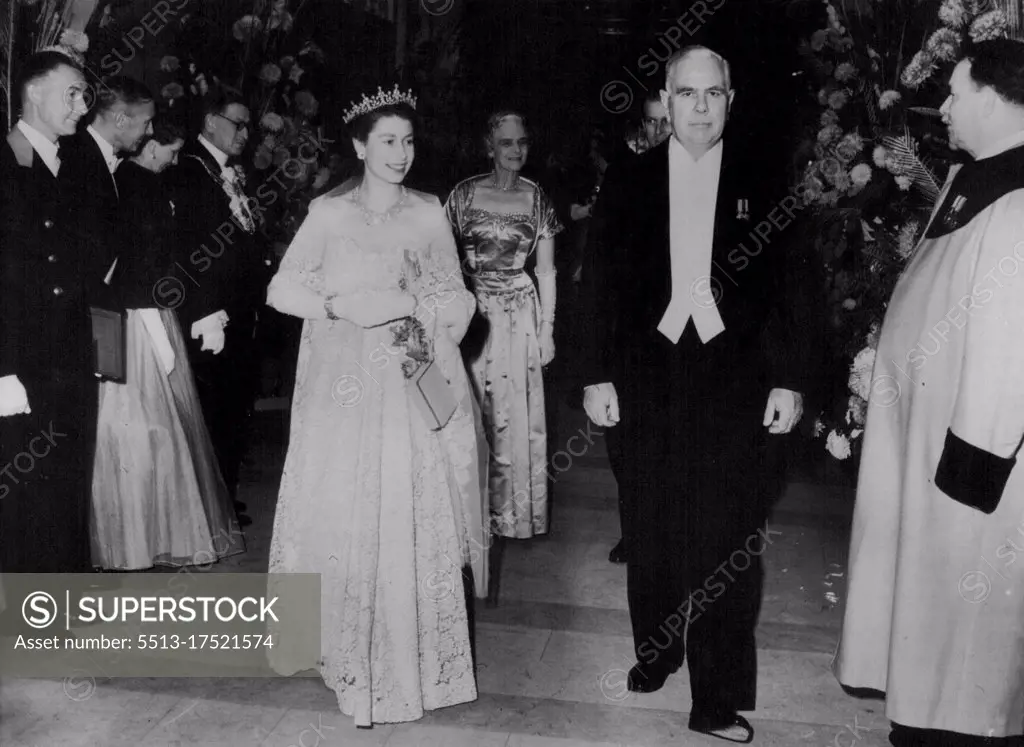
[0, 375, 30, 417]
[418, 291, 471, 342]
[570, 203, 592, 221]
[583, 382, 619, 428]
[191, 311, 229, 355]
[539, 322, 555, 366]
[198, 327, 225, 354]
[332, 291, 416, 328]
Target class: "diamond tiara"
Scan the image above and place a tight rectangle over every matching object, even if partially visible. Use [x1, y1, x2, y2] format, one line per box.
[342, 85, 417, 124]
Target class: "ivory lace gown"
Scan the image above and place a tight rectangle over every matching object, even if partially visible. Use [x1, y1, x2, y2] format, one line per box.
[266, 189, 485, 725]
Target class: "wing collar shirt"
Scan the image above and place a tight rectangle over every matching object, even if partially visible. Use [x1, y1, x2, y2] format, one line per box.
[16, 120, 60, 177]
[195, 134, 228, 170]
[86, 124, 121, 176]
[656, 136, 726, 344]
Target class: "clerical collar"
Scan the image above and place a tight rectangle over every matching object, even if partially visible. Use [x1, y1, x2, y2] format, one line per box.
[975, 130, 1024, 161]
[86, 124, 120, 173]
[16, 120, 59, 177]
[198, 135, 229, 169]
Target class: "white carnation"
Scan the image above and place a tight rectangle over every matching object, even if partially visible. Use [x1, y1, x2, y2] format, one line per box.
[848, 346, 877, 401]
[878, 90, 901, 110]
[846, 395, 867, 426]
[850, 163, 872, 187]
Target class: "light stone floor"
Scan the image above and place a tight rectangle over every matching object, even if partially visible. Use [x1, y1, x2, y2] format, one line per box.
[0, 401, 891, 746]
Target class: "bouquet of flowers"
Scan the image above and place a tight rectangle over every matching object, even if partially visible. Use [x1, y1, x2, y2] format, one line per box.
[798, 0, 1010, 461]
[391, 317, 433, 379]
[394, 250, 431, 378]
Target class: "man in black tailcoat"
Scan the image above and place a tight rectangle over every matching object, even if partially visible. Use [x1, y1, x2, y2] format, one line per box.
[58, 76, 155, 299]
[583, 45, 819, 743]
[166, 90, 266, 512]
[0, 52, 94, 574]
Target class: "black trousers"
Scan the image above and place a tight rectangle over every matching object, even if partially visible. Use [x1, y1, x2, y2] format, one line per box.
[613, 327, 785, 716]
[0, 376, 95, 572]
[618, 401, 768, 715]
[606, 425, 629, 536]
[189, 326, 257, 497]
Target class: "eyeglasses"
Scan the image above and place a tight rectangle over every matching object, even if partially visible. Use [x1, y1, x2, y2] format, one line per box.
[215, 113, 250, 132]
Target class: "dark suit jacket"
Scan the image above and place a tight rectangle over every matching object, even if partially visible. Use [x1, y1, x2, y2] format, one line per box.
[114, 161, 181, 308]
[0, 126, 96, 573]
[57, 127, 125, 305]
[0, 128, 94, 388]
[166, 138, 269, 344]
[585, 138, 821, 409]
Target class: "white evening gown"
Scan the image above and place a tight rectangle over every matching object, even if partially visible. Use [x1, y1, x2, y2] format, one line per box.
[90, 308, 245, 569]
[266, 189, 487, 725]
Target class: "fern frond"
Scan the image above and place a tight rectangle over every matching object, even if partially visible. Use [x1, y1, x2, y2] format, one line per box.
[880, 127, 941, 202]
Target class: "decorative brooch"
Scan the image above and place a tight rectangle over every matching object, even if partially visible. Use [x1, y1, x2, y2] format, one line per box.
[736, 198, 750, 220]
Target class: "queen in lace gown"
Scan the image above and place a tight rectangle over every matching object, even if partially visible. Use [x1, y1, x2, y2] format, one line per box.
[265, 103, 486, 724]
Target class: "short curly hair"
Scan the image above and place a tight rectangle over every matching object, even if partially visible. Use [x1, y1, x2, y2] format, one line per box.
[964, 39, 1024, 108]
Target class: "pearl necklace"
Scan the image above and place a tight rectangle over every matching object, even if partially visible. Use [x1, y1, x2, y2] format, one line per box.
[352, 185, 408, 226]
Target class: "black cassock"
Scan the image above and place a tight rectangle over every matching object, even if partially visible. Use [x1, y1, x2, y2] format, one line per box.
[584, 138, 820, 716]
[0, 128, 97, 573]
[166, 139, 270, 496]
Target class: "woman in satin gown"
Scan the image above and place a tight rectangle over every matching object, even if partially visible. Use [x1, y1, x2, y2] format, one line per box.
[90, 121, 245, 570]
[265, 92, 487, 725]
[444, 111, 563, 599]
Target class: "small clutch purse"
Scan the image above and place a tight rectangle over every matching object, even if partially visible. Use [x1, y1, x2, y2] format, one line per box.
[409, 359, 458, 431]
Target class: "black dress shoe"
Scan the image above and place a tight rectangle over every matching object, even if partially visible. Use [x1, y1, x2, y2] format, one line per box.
[234, 501, 247, 512]
[688, 710, 754, 743]
[626, 660, 679, 693]
[608, 539, 626, 564]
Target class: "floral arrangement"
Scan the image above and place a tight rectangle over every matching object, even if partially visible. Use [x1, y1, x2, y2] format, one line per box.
[394, 249, 435, 378]
[798, 0, 1010, 461]
[391, 317, 434, 379]
[902, 0, 1010, 89]
[156, 1, 332, 255]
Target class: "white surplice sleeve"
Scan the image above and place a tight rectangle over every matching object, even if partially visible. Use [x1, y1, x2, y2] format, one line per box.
[936, 192, 1024, 511]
